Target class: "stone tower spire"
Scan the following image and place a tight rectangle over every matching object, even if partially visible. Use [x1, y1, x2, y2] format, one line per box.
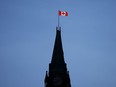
[51, 27, 65, 64]
[44, 27, 71, 87]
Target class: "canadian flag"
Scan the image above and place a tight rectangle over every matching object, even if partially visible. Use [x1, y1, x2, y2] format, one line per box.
[58, 11, 68, 16]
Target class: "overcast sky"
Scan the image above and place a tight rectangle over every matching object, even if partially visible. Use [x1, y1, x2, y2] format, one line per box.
[0, 0, 116, 87]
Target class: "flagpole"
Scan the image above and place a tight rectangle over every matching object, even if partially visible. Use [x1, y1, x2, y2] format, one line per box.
[58, 14, 59, 27]
[58, 14, 59, 28]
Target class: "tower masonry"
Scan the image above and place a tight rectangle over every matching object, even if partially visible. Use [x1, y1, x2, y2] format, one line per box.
[44, 27, 71, 87]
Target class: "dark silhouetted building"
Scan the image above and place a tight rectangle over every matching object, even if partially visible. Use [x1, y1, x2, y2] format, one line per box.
[44, 27, 71, 87]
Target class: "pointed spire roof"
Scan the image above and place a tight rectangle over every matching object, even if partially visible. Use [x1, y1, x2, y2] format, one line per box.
[51, 27, 65, 64]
